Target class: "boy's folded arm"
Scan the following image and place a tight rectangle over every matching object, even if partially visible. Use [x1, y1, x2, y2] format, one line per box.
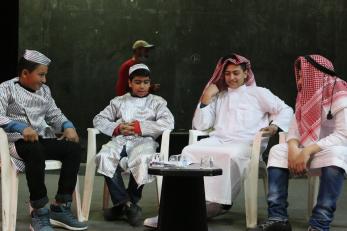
[139, 120, 173, 138]
[139, 106, 174, 138]
[93, 111, 123, 136]
[93, 99, 123, 137]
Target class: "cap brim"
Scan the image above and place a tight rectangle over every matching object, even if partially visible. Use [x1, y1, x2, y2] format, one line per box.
[144, 45, 155, 48]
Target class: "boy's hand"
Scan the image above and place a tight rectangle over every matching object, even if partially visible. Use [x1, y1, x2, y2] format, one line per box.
[292, 150, 310, 175]
[23, 127, 39, 142]
[288, 143, 302, 175]
[260, 124, 278, 136]
[150, 83, 160, 92]
[201, 84, 219, 105]
[292, 144, 321, 175]
[59, 128, 79, 143]
[119, 123, 135, 136]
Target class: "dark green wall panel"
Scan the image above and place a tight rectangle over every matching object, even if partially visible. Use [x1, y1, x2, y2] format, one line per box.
[19, 0, 347, 134]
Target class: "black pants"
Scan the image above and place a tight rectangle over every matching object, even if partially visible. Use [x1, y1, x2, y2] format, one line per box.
[15, 138, 81, 209]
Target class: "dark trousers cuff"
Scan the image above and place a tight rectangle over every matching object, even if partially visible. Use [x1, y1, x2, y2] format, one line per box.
[30, 196, 49, 209]
[55, 193, 72, 203]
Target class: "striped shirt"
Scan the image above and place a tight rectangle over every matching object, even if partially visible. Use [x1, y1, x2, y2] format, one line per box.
[0, 77, 72, 171]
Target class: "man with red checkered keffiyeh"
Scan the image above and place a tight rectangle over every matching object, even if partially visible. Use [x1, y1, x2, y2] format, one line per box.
[255, 55, 347, 231]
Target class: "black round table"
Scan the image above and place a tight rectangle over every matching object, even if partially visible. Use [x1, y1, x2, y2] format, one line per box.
[148, 164, 222, 231]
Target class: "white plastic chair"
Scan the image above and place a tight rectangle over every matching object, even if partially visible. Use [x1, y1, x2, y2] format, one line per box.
[188, 129, 271, 229]
[81, 128, 171, 221]
[0, 128, 82, 231]
[278, 132, 319, 220]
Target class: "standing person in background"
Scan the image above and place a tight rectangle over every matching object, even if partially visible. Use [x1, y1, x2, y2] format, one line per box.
[115, 40, 160, 96]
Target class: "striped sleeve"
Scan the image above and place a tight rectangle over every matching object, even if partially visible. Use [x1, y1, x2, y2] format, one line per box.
[139, 99, 174, 138]
[93, 98, 123, 137]
[0, 84, 14, 127]
[43, 86, 69, 132]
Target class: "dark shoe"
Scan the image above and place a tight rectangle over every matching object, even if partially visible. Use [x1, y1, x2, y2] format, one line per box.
[125, 203, 142, 227]
[30, 207, 54, 231]
[50, 203, 88, 230]
[206, 202, 231, 219]
[250, 219, 292, 231]
[103, 204, 126, 221]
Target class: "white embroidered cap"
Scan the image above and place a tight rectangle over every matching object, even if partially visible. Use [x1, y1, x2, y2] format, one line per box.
[23, 49, 51, 65]
[129, 63, 150, 75]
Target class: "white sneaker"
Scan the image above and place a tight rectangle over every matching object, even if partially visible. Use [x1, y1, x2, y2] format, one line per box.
[143, 215, 158, 229]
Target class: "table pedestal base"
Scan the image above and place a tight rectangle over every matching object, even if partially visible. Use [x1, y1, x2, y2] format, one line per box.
[158, 176, 207, 231]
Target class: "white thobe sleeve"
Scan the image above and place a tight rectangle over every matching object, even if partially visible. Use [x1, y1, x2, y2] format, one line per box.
[316, 108, 347, 149]
[286, 117, 300, 141]
[93, 98, 122, 137]
[258, 88, 294, 132]
[192, 97, 217, 130]
[140, 101, 174, 139]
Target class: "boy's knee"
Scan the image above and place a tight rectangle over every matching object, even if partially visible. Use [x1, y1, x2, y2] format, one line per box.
[66, 142, 82, 161]
[18, 141, 45, 162]
[322, 166, 345, 178]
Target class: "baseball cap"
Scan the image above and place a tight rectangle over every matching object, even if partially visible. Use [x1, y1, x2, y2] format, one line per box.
[132, 40, 155, 50]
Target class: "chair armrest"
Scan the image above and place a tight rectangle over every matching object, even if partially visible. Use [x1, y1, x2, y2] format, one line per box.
[247, 131, 272, 176]
[86, 128, 100, 161]
[188, 129, 210, 144]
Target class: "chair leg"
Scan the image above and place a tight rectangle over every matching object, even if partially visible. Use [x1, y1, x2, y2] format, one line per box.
[102, 180, 110, 210]
[244, 174, 258, 229]
[307, 175, 319, 220]
[156, 175, 163, 204]
[81, 152, 97, 221]
[2, 166, 19, 231]
[72, 177, 83, 222]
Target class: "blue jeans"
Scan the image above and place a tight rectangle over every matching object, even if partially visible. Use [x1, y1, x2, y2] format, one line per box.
[267, 166, 345, 231]
[104, 147, 144, 206]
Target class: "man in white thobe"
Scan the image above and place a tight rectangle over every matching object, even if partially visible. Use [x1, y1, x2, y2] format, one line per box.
[181, 54, 293, 217]
[143, 54, 293, 228]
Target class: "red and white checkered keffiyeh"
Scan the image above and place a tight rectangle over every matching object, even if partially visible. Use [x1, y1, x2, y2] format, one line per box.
[199, 54, 256, 100]
[294, 54, 347, 145]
